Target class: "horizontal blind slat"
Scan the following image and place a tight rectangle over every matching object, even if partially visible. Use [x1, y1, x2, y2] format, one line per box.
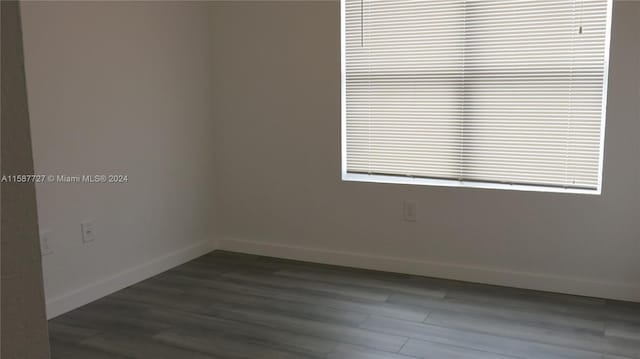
[344, 0, 610, 190]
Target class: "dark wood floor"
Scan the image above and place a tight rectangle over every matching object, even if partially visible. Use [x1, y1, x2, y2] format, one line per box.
[49, 250, 640, 359]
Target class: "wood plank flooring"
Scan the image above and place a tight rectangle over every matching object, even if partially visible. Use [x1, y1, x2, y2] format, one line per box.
[49, 250, 640, 359]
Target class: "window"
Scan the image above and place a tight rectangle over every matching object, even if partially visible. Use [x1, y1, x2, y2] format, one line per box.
[341, 0, 612, 194]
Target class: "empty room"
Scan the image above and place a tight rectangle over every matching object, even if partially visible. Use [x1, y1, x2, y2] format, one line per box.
[2, 0, 640, 358]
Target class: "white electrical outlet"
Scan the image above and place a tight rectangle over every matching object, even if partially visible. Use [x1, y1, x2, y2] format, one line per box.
[403, 200, 417, 222]
[81, 220, 96, 243]
[40, 230, 54, 256]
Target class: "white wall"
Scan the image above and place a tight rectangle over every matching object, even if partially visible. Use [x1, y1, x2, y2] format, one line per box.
[21, 1, 217, 317]
[211, 1, 640, 302]
[19, 0, 640, 316]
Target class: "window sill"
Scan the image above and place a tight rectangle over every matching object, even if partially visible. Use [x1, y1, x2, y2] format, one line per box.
[342, 173, 601, 195]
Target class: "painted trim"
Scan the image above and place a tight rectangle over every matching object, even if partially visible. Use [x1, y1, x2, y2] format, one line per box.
[45, 238, 218, 319]
[340, 0, 347, 177]
[343, 173, 600, 195]
[597, 0, 614, 195]
[219, 237, 640, 303]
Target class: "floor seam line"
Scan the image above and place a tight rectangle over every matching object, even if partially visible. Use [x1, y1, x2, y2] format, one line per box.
[397, 336, 410, 354]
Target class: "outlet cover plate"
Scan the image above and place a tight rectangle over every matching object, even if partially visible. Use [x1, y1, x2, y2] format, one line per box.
[403, 200, 417, 222]
[81, 220, 96, 243]
[40, 230, 54, 256]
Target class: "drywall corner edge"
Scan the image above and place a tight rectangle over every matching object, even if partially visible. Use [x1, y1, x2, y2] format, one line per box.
[219, 237, 640, 303]
[45, 237, 219, 319]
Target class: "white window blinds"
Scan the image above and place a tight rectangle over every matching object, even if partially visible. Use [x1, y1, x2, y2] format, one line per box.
[342, 0, 612, 192]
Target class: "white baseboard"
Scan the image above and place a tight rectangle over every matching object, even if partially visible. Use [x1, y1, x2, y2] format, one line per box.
[219, 238, 640, 303]
[46, 238, 218, 319]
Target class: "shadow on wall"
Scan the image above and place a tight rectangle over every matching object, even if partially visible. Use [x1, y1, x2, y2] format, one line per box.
[1, 1, 51, 358]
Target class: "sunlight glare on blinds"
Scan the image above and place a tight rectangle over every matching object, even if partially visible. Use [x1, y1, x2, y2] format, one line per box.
[343, 0, 611, 191]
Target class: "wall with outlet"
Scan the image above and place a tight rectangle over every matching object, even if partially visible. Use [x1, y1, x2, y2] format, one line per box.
[212, 1, 640, 301]
[21, 1, 217, 317]
[18, 0, 640, 316]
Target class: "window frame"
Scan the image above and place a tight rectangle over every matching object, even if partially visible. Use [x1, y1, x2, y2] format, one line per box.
[340, 0, 613, 195]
